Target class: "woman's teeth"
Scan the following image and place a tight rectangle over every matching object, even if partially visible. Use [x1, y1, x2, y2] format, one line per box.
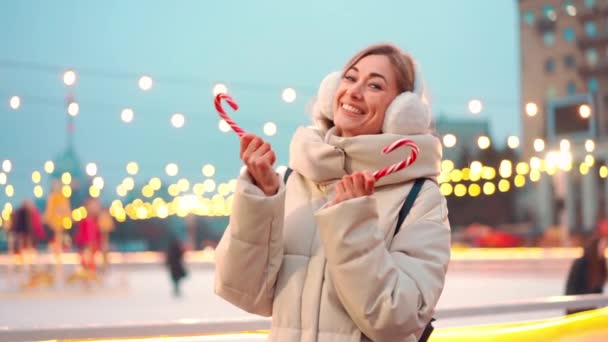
[342, 103, 363, 114]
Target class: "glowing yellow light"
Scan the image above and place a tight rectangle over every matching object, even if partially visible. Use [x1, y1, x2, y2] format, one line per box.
[580, 163, 589, 175]
[168, 184, 180, 197]
[560, 139, 570, 152]
[62, 185, 72, 198]
[483, 182, 496, 195]
[454, 184, 467, 197]
[0, 173, 5, 185]
[142, 185, 154, 198]
[31, 171, 41, 183]
[136, 206, 148, 220]
[477, 136, 491, 149]
[450, 169, 463, 182]
[533, 139, 545, 152]
[166, 163, 178, 177]
[67, 102, 79, 116]
[530, 157, 541, 170]
[89, 186, 100, 198]
[61, 172, 72, 185]
[193, 183, 205, 196]
[468, 99, 483, 114]
[122, 177, 135, 191]
[72, 208, 83, 222]
[482, 167, 496, 180]
[585, 154, 595, 166]
[468, 184, 481, 197]
[470, 161, 482, 174]
[600, 166, 608, 178]
[203, 179, 216, 193]
[440, 183, 453, 196]
[524, 103, 538, 117]
[218, 119, 231, 133]
[507, 136, 520, 149]
[202, 164, 216, 177]
[498, 179, 510, 192]
[177, 178, 190, 192]
[63, 69, 77, 86]
[579, 104, 591, 118]
[228, 179, 237, 192]
[2, 160, 12, 173]
[530, 170, 541, 182]
[5, 185, 14, 197]
[85, 162, 97, 176]
[282, 87, 297, 103]
[157, 205, 169, 218]
[441, 160, 455, 173]
[116, 185, 127, 197]
[149, 177, 161, 190]
[9, 96, 21, 110]
[121, 108, 134, 123]
[126, 161, 139, 175]
[212, 83, 228, 96]
[264, 122, 277, 136]
[138, 75, 153, 91]
[514, 174, 526, 187]
[585, 139, 595, 152]
[44, 160, 55, 174]
[93, 176, 104, 189]
[218, 183, 230, 196]
[499, 160, 512, 178]
[34, 185, 44, 198]
[442, 134, 457, 148]
[171, 113, 185, 128]
[62, 217, 72, 230]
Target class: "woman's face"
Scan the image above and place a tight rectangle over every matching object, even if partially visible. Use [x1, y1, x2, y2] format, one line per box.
[333, 54, 400, 137]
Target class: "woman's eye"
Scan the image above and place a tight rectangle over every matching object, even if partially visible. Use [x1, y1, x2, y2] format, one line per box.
[369, 83, 383, 90]
[344, 75, 356, 82]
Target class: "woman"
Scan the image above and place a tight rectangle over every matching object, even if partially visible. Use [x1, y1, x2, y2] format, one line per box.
[564, 235, 607, 315]
[166, 236, 188, 297]
[215, 43, 451, 341]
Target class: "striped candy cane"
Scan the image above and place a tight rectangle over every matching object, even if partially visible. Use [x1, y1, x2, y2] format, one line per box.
[372, 139, 419, 180]
[214, 93, 245, 137]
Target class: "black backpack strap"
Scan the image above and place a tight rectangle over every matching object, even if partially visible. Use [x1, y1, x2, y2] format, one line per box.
[418, 318, 435, 342]
[394, 178, 426, 237]
[283, 167, 294, 184]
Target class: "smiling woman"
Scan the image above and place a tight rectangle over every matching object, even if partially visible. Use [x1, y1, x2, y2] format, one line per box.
[214, 43, 451, 342]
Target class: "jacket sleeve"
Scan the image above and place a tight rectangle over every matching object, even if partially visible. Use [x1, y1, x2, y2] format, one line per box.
[315, 183, 450, 341]
[214, 171, 285, 316]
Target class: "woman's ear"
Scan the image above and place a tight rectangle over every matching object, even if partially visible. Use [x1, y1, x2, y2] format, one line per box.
[382, 92, 431, 135]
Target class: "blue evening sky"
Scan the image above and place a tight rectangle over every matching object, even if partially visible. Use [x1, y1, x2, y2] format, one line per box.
[0, 0, 520, 203]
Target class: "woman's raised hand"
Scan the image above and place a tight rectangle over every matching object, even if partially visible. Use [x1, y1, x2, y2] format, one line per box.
[240, 133, 279, 196]
[331, 172, 376, 205]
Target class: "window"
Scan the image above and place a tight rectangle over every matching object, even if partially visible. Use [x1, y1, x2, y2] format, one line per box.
[588, 78, 599, 92]
[544, 32, 556, 46]
[584, 0, 596, 9]
[585, 21, 597, 37]
[564, 55, 576, 68]
[563, 27, 576, 42]
[585, 48, 599, 66]
[523, 10, 535, 26]
[543, 5, 557, 21]
[545, 58, 556, 73]
[567, 81, 577, 95]
[563, 1, 577, 16]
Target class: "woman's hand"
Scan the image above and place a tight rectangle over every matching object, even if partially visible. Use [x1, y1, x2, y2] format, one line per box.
[331, 172, 376, 205]
[240, 133, 279, 196]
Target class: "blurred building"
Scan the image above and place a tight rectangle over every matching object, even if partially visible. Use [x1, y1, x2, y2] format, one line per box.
[434, 114, 492, 165]
[518, 0, 608, 235]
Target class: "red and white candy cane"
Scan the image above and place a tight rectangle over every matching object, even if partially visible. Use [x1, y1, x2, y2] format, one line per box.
[214, 93, 245, 137]
[372, 139, 419, 180]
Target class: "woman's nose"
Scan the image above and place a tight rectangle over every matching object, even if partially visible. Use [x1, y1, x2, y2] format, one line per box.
[347, 82, 364, 100]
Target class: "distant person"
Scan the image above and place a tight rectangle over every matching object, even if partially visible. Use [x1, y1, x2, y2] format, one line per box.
[166, 236, 187, 297]
[564, 235, 607, 315]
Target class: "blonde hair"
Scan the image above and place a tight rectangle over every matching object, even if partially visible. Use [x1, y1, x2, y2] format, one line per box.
[342, 43, 416, 93]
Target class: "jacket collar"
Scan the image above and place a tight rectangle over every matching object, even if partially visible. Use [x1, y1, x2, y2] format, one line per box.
[288, 126, 442, 187]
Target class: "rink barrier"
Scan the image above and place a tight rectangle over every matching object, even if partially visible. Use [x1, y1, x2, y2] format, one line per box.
[1, 293, 607, 341]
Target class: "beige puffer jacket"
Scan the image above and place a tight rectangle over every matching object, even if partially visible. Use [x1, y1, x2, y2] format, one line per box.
[215, 126, 451, 342]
